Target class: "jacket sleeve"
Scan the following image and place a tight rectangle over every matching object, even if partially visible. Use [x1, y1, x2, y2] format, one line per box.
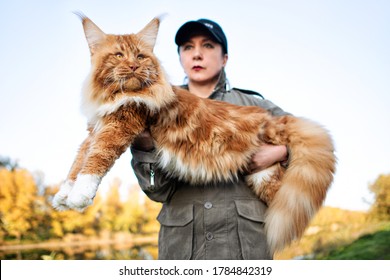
[130, 147, 177, 203]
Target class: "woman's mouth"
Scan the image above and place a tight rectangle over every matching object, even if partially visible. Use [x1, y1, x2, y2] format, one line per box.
[192, 65, 204, 71]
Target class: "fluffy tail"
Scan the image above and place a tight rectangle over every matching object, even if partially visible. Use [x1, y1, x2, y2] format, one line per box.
[264, 116, 336, 253]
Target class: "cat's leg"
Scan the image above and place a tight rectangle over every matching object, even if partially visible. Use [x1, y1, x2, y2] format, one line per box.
[246, 164, 284, 205]
[246, 115, 290, 205]
[66, 107, 148, 211]
[52, 133, 92, 210]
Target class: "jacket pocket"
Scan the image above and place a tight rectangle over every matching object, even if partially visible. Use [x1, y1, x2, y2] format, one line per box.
[157, 203, 194, 259]
[235, 200, 271, 259]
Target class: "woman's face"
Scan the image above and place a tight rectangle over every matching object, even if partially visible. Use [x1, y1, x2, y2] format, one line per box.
[179, 35, 228, 85]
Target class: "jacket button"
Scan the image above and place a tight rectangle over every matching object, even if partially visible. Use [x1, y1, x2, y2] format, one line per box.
[206, 232, 214, 241]
[204, 201, 213, 209]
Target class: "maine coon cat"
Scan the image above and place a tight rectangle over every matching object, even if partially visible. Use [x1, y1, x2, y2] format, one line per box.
[52, 15, 336, 253]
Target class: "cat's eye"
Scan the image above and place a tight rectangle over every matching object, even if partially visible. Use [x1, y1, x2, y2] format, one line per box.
[115, 52, 124, 59]
[137, 54, 145, 60]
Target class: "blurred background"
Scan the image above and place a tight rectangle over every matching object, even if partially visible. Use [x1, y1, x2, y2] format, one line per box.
[0, 0, 389, 259]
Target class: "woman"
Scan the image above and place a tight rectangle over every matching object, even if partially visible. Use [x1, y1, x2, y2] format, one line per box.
[131, 19, 289, 259]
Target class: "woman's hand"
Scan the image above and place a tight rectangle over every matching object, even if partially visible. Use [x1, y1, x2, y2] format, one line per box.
[248, 144, 288, 173]
[132, 130, 155, 151]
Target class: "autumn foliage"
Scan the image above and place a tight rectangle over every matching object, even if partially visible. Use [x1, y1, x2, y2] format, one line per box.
[368, 174, 390, 222]
[0, 159, 160, 243]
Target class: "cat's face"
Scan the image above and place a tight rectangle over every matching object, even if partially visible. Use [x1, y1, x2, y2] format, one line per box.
[92, 34, 159, 93]
[80, 16, 160, 96]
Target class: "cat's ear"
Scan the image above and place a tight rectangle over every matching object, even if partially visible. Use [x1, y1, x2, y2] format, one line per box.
[74, 12, 106, 55]
[137, 17, 160, 51]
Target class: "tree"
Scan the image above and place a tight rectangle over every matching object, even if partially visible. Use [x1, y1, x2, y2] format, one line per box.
[100, 178, 124, 231]
[0, 156, 18, 171]
[117, 185, 148, 233]
[0, 167, 41, 240]
[0, 155, 161, 245]
[369, 173, 390, 222]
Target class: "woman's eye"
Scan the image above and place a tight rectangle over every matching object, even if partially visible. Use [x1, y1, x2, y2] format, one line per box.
[115, 52, 124, 58]
[204, 43, 214, 49]
[182, 45, 193, 51]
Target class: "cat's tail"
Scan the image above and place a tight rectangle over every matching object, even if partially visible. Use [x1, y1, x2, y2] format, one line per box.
[264, 116, 336, 253]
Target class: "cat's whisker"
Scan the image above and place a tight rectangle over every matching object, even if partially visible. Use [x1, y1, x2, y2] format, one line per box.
[119, 78, 127, 93]
[102, 77, 115, 92]
[102, 71, 122, 93]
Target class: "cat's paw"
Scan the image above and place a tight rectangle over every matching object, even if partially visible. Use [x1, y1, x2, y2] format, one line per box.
[66, 174, 100, 212]
[66, 194, 93, 212]
[52, 180, 74, 211]
[246, 164, 282, 205]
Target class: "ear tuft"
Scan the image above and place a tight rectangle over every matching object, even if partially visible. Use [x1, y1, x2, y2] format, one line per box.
[156, 13, 168, 22]
[73, 10, 87, 21]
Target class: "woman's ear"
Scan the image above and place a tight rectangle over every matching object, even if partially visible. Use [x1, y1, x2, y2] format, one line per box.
[223, 53, 228, 67]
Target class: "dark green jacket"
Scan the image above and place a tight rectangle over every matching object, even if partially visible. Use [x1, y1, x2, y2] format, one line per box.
[131, 73, 287, 259]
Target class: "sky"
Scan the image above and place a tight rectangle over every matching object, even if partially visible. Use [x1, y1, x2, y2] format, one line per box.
[0, 0, 389, 211]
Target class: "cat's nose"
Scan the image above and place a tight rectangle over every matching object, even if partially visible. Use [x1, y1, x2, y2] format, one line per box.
[129, 64, 139, 71]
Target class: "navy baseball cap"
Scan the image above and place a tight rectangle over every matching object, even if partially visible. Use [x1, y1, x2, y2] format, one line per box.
[175, 19, 228, 54]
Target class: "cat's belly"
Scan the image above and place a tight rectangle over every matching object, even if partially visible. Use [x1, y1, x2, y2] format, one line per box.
[156, 148, 244, 183]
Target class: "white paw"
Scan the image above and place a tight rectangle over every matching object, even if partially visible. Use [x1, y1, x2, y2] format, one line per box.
[52, 181, 74, 211]
[66, 174, 101, 211]
[246, 164, 278, 193]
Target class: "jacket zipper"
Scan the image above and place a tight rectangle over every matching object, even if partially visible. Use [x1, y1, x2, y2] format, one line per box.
[150, 164, 155, 186]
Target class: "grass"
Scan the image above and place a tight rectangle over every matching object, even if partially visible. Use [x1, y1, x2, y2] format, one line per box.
[317, 229, 390, 260]
[275, 207, 390, 260]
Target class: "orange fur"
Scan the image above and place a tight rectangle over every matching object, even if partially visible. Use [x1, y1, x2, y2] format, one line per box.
[52, 15, 336, 253]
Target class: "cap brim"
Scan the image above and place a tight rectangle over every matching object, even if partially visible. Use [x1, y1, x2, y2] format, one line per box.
[175, 21, 221, 46]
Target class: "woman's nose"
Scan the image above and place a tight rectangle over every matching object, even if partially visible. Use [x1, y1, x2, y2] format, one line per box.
[192, 47, 202, 60]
